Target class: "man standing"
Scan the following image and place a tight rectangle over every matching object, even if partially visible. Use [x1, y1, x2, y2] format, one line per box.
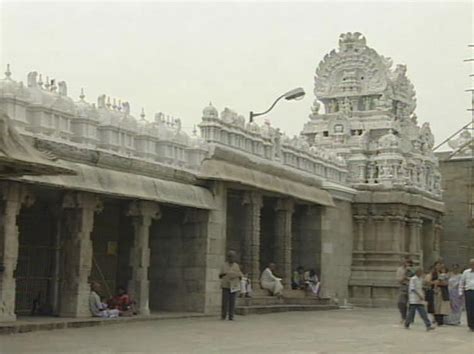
[459, 258, 474, 331]
[405, 268, 435, 331]
[219, 250, 243, 321]
[396, 256, 414, 323]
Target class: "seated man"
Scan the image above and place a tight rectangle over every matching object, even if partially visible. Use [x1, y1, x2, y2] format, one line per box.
[89, 282, 120, 318]
[292, 266, 306, 290]
[108, 286, 136, 316]
[240, 271, 253, 298]
[304, 269, 321, 297]
[260, 263, 284, 297]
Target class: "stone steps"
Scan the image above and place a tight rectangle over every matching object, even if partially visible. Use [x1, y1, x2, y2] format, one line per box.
[235, 293, 337, 315]
[236, 296, 331, 307]
[235, 304, 339, 316]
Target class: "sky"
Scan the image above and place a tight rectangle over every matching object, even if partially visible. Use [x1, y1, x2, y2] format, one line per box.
[0, 0, 472, 146]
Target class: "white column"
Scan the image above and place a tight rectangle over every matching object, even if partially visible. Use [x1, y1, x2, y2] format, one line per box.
[127, 201, 161, 316]
[0, 182, 34, 322]
[59, 192, 102, 317]
[241, 191, 263, 290]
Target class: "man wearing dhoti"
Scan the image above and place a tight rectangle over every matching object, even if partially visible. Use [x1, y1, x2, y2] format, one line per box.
[260, 263, 284, 297]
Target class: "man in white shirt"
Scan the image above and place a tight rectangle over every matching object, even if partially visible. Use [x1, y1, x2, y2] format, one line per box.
[89, 282, 120, 318]
[459, 258, 474, 331]
[219, 250, 243, 320]
[405, 268, 435, 331]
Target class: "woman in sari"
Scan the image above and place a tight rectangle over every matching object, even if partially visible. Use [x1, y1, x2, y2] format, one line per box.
[445, 265, 463, 325]
[432, 264, 451, 325]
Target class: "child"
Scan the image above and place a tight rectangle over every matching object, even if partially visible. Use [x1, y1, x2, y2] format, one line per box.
[240, 272, 252, 298]
[405, 268, 435, 331]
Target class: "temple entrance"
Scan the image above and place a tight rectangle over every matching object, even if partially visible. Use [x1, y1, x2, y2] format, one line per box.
[90, 199, 133, 301]
[260, 197, 277, 274]
[15, 189, 60, 316]
[291, 205, 322, 277]
[149, 205, 208, 313]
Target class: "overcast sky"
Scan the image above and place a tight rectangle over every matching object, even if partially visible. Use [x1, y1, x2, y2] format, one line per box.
[1, 1, 472, 146]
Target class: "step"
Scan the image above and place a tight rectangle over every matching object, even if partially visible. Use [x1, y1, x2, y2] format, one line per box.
[236, 296, 332, 307]
[235, 304, 339, 316]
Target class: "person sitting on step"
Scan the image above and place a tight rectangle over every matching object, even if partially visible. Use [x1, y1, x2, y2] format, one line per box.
[89, 282, 120, 318]
[260, 263, 284, 298]
[304, 269, 321, 297]
[292, 266, 306, 290]
[108, 286, 136, 316]
[239, 270, 253, 298]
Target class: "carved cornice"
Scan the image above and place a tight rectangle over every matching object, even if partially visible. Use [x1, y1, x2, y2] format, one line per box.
[127, 200, 161, 220]
[62, 192, 103, 213]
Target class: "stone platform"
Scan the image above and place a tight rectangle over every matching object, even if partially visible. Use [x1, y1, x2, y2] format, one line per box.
[235, 290, 339, 315]
[0, 312, 208, 335]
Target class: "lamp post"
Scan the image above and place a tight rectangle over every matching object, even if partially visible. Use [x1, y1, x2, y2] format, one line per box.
[249, 87, 306, 123]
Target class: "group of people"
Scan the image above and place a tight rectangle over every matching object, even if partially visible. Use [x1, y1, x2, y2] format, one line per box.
[219, 251, 322, 320]
[396, 257, 474, 332]
[292, 266, 321, 296]
[89, 281, 136, 318]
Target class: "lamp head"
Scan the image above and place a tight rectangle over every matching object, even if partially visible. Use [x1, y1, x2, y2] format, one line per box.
[284, 87, 305, 101]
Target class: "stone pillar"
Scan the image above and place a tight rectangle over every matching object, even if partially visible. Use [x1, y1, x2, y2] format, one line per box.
[373, 215, 385, 251]
[389, 215, 405, 253]
[59, 192, 102, 317]
[241, 191, 263, 290]
[127, 201, 161, 316]
[353, 215, 367, 251]
[0, 182, 34, 322]
[407, 217, 422, 263]
[274, 198, 294, 289]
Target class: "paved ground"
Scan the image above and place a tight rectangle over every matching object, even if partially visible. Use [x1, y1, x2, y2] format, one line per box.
[1, 308, 473, 353]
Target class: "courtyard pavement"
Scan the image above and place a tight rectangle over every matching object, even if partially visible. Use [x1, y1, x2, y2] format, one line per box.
[0, 308, 473, 353]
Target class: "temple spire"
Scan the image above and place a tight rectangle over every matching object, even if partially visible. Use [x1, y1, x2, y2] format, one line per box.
[38, 74, 44, 88]
[79, 88, 85, 101]
[140, 108, 146, 120]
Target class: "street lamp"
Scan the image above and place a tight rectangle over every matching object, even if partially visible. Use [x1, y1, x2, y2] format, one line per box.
[249, 87, 305, 123]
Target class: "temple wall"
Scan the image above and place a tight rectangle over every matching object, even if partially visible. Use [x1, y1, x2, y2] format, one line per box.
[437, 155, 474, 266]
[320, 200, 353, 302]
[203, 182, 227, 314]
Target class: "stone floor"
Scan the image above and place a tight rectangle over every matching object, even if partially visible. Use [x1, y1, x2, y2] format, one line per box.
[1, 308, 473, 353]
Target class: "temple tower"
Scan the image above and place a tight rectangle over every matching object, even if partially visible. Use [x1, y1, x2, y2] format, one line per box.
[302, 33, 444, 306]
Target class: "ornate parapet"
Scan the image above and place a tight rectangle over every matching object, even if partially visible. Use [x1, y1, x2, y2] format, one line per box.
[0, 66, 208, 172]
[199, 104, 348, 185]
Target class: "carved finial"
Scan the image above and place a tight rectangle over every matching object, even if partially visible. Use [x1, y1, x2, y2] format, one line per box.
[140, 108, 146, 120]
[192, 125, 197, 136]
[38, 74, 44, 88]
[50, 79, 57, 92]
[106, 96, 111, 109]
[44, 76, 50, 90]
[112, 98, 117, 110]
[5, 64, 11, 79]
[117, 100, 122, 112]
[79, 88, 85, 100]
